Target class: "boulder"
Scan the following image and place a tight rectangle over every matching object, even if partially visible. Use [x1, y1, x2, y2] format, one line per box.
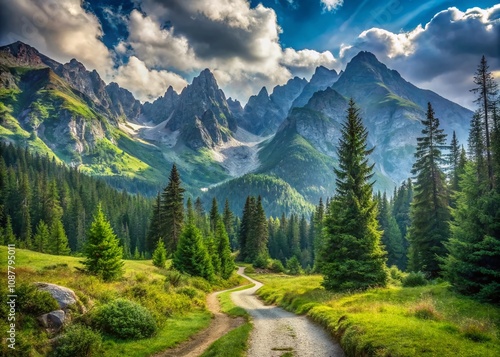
[35, 282, 77, 310]
[38, 310, 65, 332]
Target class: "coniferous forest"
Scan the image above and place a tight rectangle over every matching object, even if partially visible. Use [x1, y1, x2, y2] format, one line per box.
[1, 56, 499, 304]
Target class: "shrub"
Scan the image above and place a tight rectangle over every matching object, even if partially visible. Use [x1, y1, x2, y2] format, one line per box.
[176, 286, 202, 299]
[92, 299, 157, 339]
[53, 324, 103, 357]
[165, 270, 187, 288]
[190, 277, 212, 293]
[17, 283, 59, 315]
[253, 254, 269, 269]
[152, 238, 167, 268]
[286, 256, 302, 275]
[410, 299, 441, 320]
[402, 271, 428, 287]
[460, 319, 492, 342]
[270, 259, 285, 273]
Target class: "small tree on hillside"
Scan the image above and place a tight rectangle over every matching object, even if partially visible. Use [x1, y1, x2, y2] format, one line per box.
[83, 204, 124, 281]
[152, 238, 167, 268]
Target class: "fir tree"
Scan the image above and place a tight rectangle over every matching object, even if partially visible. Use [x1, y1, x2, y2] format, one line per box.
[312, 198, 325, 269]
[448, 131, 461, 193]
[209, 197, 219, 233]
[238, 196, 255, 261]
[215, 219, 235, 279]
[152, 238, 167, 268]
[320, 99, 388, 291]
[49, 219, 71, 255]
[471, 56, 499, 188]
[83, 205, 124, 281]
[4, 215, 16, 245]
[146, 193, 162, 252]
[407, 103, 450, 278]
[222, 199, 236, 250]
[173, 221, 214, 281]
[377, 193, 405, 269]
[161, 164, 185, 254]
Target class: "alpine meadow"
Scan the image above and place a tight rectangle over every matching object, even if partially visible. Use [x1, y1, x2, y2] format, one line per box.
[1, 1, 500, 356]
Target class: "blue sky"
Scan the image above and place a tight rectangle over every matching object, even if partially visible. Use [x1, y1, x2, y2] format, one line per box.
[0, 0, 499, 107]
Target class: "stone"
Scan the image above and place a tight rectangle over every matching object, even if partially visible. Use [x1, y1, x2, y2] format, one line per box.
[35, 282, 77, 310]
[38, 310, 65, 332]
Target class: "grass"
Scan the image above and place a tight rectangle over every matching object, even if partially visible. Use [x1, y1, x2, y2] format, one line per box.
[0, 246, 240, 357]
[251, 272, 500, 356]
[200, 278, 255, 357]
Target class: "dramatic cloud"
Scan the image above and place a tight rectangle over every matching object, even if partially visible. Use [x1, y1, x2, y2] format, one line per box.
[121, 0, 338, 101]
[113, 56, 188, 102]
[0, 0, 113, 77]
[320, 0, 344, 13]
[341, 5, 500, 108]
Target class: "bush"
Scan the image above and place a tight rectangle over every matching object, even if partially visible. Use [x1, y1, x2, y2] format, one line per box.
[269, 259, 285, 273]
[286, 256, 302, 275]
[409, 299, 442, 320]
[92, 299, 157, 339]
[460, 319, 492, 342]
[53, 324, 103, 357]
[253, 254, 269, 269]
[402, 271, 428, 287]
[165, 270, 187, 288]
[17, 283, 59, 315]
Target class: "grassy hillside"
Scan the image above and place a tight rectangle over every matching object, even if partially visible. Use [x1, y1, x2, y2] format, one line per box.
[0, 247, 244, 356]
[251, 272, 500, 356]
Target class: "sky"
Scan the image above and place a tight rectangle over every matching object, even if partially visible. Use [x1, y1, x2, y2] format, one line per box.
[0, 0, 499, 109]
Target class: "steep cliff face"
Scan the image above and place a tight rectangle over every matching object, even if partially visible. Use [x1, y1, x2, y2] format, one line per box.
[165, 69, 236, 149]
[142, 86, 179, 124]
[292, 66, 339, 108]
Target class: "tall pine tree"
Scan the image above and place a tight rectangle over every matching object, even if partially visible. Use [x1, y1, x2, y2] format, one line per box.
[407, 103, 450, 278]
[320, 99, 387, 291]
[161, 164, 185, 254]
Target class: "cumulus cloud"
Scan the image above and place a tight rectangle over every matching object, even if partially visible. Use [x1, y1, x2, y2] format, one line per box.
[121, 0, 338, 101]
[0, 0, 113, 77]
[341, 5, 500, 108]
[320, 0, 344, 13]
[112, 56, 188, 102]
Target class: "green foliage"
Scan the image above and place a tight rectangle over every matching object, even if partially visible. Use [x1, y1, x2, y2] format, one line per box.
[173, 223, 214, 281]
[270, 259, 285, 273]
[16, 283, 59, 315]
[83, 205, 124, 281]
[402, 272, 428, 287]
[214, 219, 235, 279]
[92, 298, 157, 339]
[33, 220, 50, 253]
[253, 253, 269, 269]
[320, 99, 388, 291]
[407, 103, 450, 278]
[286, 256, 302, 275]
[160, 164, 185, 253]
[239, 195, 269, 263]
[49, 219, 71, 255]
[53, 324, 103, 357]
[152, 238, 167, 268]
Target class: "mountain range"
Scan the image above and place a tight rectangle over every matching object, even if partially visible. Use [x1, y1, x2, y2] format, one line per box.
[0, 41, 472, 216]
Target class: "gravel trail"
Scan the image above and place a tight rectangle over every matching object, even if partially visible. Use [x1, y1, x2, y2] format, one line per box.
[231, 267, 345, 357]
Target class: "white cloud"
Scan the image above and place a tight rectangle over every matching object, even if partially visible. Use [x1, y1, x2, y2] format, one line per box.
[112, 56, 188, 102]
[0, 0, 113, 78]
[320, 0, 344, 13]
[341, 5, 500, 109]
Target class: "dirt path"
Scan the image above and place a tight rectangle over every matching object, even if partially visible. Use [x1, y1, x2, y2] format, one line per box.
[231, 267, 345, 357]
[155, 288, 245, 357]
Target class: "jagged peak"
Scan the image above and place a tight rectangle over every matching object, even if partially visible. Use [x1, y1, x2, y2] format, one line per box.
[257, 86, 269, 98]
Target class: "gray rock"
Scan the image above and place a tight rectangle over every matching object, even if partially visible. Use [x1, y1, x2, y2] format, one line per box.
[35, 282, 77, 310]
[38, 310, 65, 332]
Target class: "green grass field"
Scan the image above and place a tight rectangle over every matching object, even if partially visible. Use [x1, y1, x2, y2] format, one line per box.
[0, 247, 240, 357]
[251, 273, 500, 357]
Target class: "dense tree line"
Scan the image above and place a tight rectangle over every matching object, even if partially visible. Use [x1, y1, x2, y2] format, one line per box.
[0, 143, 151, 256]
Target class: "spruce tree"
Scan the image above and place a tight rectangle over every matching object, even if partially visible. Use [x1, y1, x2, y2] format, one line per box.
[161, 164, 185, 254]
[146, 193, 161, 252]
[471, 56, 498, 188]
[34, 220, 51, 252]
[407, 103, 450, 278]
[448, 131, 461, 193]
[238, 196, 254, 261]
[4, 215, 16, 245]
[377, 193, 405, 269]
[152, 238, 167, 268]
[222, 199, 236, 250]
[83, 205, 124, 281]
[173, 214, 214, 281]
[320, 99, 387, 291]
[312, 198, 325, 269]
[49, 219, 71, 255]
[215, 219, 235, 279]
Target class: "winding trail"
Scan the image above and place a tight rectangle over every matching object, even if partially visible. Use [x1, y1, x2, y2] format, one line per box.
[232, 267, 345, 357]
[155, 288, 245, 357]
